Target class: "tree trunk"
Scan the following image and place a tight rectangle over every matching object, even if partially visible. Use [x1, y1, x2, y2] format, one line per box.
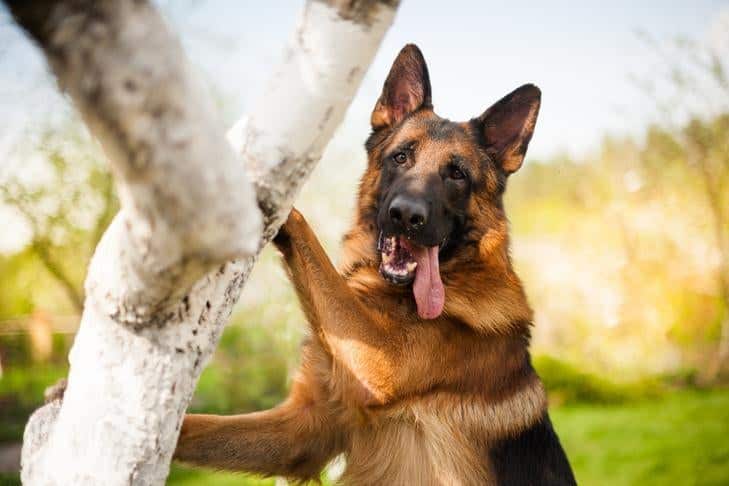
[4, 0, 398, 484]
[693, 148, 729, 381]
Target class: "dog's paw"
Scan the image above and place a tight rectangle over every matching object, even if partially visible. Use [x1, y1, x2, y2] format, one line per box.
[272, 221, 292, 252]
[285, 207, 305, 226]
[272, 208, 304, 252]
[44, 377, 68, 404]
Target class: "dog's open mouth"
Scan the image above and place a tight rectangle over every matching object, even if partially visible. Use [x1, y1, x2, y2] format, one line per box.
[378, 233, 445, 320]
[379, 234, 418, 284]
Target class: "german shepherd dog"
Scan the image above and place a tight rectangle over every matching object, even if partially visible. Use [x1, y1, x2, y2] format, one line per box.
[175, 44, 576, 485]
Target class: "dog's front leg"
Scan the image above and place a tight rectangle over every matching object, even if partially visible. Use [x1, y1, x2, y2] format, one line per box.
[174, 392, 342, 480]
[273, 209, 423, 407]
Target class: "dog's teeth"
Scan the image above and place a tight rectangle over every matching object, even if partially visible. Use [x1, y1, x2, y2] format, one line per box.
[406, 262, 417, 272]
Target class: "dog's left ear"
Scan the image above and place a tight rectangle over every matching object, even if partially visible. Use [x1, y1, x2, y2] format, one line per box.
[475, 84, 541, 174]
[371, 44, 432, 130]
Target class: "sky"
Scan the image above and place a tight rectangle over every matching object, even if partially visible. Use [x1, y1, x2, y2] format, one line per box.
[0, 1, 727, 253]
[1, 1, 727, 159]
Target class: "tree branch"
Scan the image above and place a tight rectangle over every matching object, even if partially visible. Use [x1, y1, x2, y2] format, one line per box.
[7, 0, 398, 484]
[7, 0, 263, 324]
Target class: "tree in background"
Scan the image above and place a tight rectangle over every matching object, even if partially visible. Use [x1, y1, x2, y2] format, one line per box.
[0, 123, 116, 313]
[685, 115, 729, 378]
[638, 32, 729, 379]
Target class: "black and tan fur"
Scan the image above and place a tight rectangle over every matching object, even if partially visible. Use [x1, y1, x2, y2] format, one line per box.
[175, 44, 576, 486]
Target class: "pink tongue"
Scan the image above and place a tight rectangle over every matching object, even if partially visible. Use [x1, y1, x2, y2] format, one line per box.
[413, 246, 445, 319]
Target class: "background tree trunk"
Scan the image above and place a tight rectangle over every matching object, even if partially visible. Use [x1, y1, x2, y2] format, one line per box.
[4, 0, 398, 484]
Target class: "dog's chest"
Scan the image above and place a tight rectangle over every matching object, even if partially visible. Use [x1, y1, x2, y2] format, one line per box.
[340, 407, 495, 486]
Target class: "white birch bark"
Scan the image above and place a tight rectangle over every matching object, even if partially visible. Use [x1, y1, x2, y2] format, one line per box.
[5, 0, 399, 484]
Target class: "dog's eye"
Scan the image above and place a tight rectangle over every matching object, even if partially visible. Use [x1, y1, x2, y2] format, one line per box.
[393, 152, 407, 164]
[450, 167, 466, 180]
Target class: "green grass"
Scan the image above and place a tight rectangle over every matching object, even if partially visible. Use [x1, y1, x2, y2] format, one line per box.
[167, 466, 275, 486]
[552, 388, 729, 486]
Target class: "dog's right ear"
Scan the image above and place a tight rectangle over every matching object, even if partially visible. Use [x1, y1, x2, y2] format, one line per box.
[371, 44, 432, 130]
[475, 84, 541, 175]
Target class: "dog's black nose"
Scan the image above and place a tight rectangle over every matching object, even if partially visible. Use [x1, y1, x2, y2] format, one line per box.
[389, 195, 427, 232]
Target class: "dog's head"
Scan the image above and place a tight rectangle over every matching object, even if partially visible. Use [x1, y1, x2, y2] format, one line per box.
[358, 44, 540, 320]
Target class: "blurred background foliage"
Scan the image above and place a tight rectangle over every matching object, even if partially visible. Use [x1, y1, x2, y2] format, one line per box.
[0, 19, 728, 486]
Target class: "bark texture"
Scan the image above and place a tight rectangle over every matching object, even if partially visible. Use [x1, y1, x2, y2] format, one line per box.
[6, 0, 398, 484]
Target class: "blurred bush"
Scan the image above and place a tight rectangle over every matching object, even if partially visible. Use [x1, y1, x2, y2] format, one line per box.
[507, 112, 728, 379]
[533, 355, 664, 406]
[0, 365, 67, 443]
[190, 316, 290, 414]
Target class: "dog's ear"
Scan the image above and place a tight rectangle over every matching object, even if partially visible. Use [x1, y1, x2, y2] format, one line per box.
[371, 44, 432, 130]
[475, 84, 541, 174]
